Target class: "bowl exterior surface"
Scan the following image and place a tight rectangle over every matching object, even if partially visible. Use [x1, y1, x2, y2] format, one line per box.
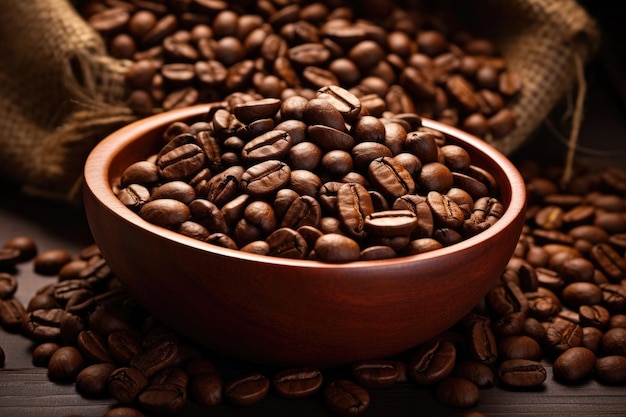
[83, 105, 526, 367]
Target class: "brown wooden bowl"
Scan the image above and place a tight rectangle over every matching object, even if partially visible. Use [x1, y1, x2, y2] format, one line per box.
[83, 104, 526, 367]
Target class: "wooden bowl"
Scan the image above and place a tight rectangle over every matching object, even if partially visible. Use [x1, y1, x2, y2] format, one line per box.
[83, 104, 526, 367]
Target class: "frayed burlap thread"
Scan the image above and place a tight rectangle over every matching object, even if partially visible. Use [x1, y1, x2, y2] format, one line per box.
[0, 0, 136, 201]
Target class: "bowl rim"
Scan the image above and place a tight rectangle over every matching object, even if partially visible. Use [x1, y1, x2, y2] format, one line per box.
[83, 103, 526, 270]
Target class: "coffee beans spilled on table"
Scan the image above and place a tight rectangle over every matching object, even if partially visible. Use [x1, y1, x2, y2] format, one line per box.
[1, 160, 625, 416]
[114, 86, 504, 262]
[77, 0, 520, 140]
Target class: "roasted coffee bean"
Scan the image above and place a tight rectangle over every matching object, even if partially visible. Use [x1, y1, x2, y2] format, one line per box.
[409, 340, 456, 385]
[314, 233, 361, 263]
[34, 249, 73, 276]
[109, 366, 150, 404]
[273, 367, 323, 399]
[351, 360, 403, 389]
[336, 182, 374, 240]
[47, 346, 85, 381]
[32, 342, 61, 367]
[578, 305, 611, 329]
[0, 298, 26, 332]
[364, 210, 418, 237]
[436, 377, 480, 408]
[552, 347, 596, 384]
[241, 160, 291, 196]
[466, 319, 498, 365]
[59, 313, 86, 346]
[581, 326, 604, 354]
[3, 236, 37, 262]
[138, 199, 191, 228]
[108, 330, 143, 365]
[281, 195, 322, 229]
[427, 191, 465, 229]
[497, 359, 546, 388]
[602, 327, 626, 356]
[189, 369, 224, 406]
[76, 362, 118, 396]
[323, 379, 370, 417]
[368, 156, 415, 199]
[497, 335, 542, 361]
[266, 228, 307, 259]
[241, 130, 292, 164]
[544, 318, 583, 356]
[77, 330, 114, 363]
[0, 273, 17, 299]
[224, 372, 270, 407]
[452, 360, 495, 388]
[590, 243, 626, 282]
[137, 367, 188, 413]
[561, 282, 603, 308]
[594, 355, 626, 384]
[130, 336, 179, 378]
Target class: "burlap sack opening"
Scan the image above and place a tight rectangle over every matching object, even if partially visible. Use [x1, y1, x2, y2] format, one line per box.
[0, 0, 600, 202]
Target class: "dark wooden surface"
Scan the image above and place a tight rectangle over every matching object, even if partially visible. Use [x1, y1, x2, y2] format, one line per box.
[2, 19, 626, 417]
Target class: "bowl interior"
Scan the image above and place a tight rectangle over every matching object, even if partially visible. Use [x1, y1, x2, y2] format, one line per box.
[88, 103, 525, 269]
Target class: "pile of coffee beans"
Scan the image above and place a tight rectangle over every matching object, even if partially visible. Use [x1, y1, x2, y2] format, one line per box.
[1, 161, 625, 416]
[114, 86, 505, 262]
[77, 0, 520, 140]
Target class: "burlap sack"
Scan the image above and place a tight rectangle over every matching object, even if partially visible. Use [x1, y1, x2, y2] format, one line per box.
[0, 0, 136, 201]
[0, 0, 600, 202]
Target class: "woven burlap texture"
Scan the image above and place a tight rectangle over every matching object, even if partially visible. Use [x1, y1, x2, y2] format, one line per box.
[443, 0, 600, 155]
[0, 0, 600, 201]
[0, 0, 135, 201]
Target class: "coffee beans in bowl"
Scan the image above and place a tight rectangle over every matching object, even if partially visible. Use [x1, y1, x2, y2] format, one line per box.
[82, 87, 526, 367]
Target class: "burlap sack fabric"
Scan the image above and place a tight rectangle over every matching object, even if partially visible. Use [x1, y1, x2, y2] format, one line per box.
[0, 0, 600, 202]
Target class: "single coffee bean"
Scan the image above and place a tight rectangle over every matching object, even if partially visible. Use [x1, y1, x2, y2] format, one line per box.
[77, 330, 115, 363]
[109, 366, 150, 404]
[0, 273, 17, 299]
[351, 360, 402, 389]
[129, 336, 179, 378]
[138, 199, 191, 228]
[32, 342, 61, 367]
[368, 156, 415, 199]
[466, 319, 498, 365]
[602, 327, 626, 356]
[452, 360, 495, 388]
[552, 347, 596, 384]
[594, 355, 626, 384]
[137, 367, 188, 413]
[108, 329, 143, 365]
[497, 359, 546, 388]
[436, 377, 480, 408]
[323, 379, 370, 417]
[409, 340, 456, 385]
[544, 318, 583, 356]
[224, 372, 270, 406]
[497, 335, 542, 361]
[0, 298, 27, 332]
[189, 370, 224, 406]
[273, 367, 323, 399]
[47, 346, 85, 381]
[34, 249, 73, 276]
[3, 236, 37, 262]
[314, 233, 361, 263]
[76, 362, 118, 396]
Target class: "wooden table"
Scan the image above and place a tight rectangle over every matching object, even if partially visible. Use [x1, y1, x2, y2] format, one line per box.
[2, 44, 626, 417]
